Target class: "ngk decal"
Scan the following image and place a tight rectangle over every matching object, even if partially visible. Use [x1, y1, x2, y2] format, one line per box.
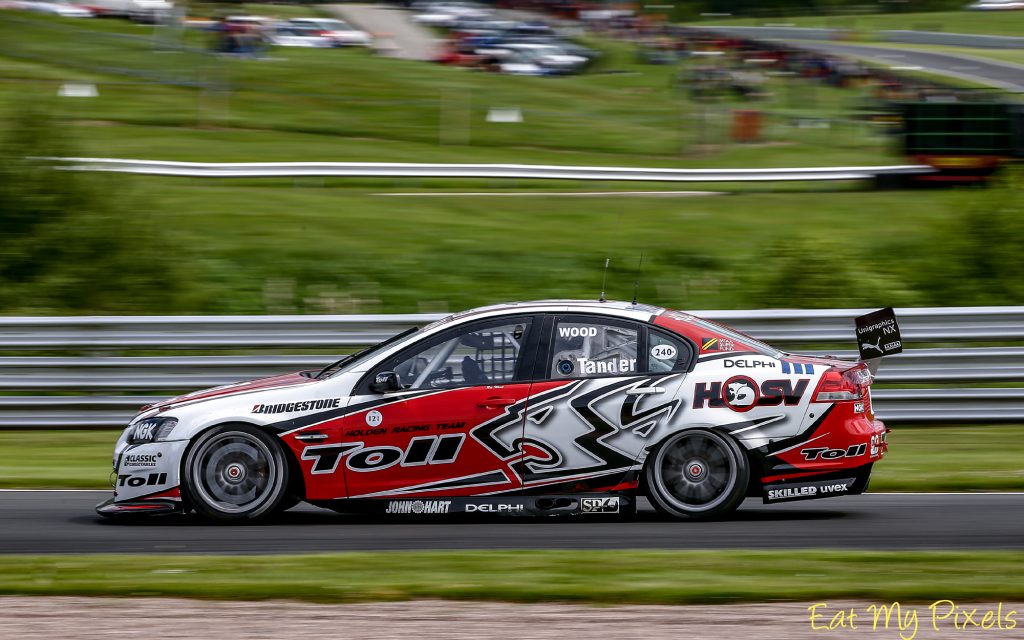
[300, 434, 465, 475]
[692, 379, 810, 410]
[800, 444, 868, 461]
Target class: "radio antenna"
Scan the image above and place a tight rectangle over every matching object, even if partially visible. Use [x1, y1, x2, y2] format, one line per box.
[598, 257, 610, 303]
[631, 252, 645, 305]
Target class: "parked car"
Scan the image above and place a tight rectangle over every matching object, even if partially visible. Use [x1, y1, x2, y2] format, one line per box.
[18, 0, 93, 17]
[287, 17, 371, 47]
[266, 23, 334, 48]
[965, 0, 1024, 8]
[97, 299, 897, 523]
[81, 0, 170, 22]
[497, 43, 589, 74]
[413, 1, 490, 27]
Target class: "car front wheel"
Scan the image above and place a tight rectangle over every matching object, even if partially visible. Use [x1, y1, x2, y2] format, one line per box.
[183, 424, 290, 522]
[645, 429, 749, 521]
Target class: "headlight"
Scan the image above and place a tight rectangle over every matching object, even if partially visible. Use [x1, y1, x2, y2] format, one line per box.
[126, 417, 178, 444]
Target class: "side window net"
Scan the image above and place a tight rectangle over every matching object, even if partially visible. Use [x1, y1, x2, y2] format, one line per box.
[391, 322, 529, 390]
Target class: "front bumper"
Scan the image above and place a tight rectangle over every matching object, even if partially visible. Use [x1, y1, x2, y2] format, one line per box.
[100, 438, 188, 515]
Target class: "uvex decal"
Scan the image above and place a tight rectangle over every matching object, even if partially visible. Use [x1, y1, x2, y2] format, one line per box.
[692, 379, 810, 410]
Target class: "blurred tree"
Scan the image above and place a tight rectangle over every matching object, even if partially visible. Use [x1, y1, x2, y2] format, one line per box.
[913, 171, 1024, 307]
[745, 232, 920, 309]
[0, 105, 186, 314]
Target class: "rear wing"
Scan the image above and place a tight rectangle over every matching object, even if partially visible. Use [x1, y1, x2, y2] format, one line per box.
[854, 307, 902, 376]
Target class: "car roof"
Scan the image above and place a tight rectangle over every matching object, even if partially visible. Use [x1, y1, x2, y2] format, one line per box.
[439, 299, 667, 326]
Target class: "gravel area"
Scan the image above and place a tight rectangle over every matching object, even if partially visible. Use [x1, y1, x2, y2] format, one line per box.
[2, 597, 1023, 639]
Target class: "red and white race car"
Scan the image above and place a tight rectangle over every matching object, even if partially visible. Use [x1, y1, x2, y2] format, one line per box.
[97, 300, 899, 522]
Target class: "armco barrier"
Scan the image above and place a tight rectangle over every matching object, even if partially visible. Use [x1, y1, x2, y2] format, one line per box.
[52, 158, 935, 182]
[1, 306, 1021, 428]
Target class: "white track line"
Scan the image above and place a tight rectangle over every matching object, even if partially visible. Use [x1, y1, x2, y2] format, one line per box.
[375, 191, 725, 197]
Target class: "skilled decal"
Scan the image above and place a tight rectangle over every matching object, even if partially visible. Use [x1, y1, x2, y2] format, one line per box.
[252, 398, 342, 415]
[692, 379, 810, 410]
[764, 477, 857, 503]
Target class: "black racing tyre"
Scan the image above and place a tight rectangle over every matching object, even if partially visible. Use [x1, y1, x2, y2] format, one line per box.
[645, 429, 749, 521]
[182, 424, 290, 522]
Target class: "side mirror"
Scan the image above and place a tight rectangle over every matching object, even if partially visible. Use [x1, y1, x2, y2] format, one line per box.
[369, 371, 402, 394]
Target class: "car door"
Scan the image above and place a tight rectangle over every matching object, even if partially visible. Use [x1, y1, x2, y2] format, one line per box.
[337, 315, 540, 499]
[520, 314, 693, 494]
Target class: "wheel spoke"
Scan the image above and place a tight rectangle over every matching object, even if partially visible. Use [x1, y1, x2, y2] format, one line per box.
[191, 430, 279, 515]
[653, 431, 740, 514]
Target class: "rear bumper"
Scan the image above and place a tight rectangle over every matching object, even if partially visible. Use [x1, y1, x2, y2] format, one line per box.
[756, 402, 888, 502]
[762, 464, 874, 504]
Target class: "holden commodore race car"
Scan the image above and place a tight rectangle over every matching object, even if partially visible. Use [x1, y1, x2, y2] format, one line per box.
[97, 300, 901, 522]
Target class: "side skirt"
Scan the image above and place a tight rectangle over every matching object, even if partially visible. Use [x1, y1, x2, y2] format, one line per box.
[312, 494, 636, 517]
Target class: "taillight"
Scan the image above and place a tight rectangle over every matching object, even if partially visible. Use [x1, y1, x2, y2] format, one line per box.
[814, 365, 870, 402]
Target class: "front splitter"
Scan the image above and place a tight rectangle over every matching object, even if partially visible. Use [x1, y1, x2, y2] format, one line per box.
[96, 497, 181, 517]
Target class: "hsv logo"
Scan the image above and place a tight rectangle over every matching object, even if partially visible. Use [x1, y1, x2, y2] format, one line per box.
[692, 379, 810, 411]
[723, 376, 759, 412]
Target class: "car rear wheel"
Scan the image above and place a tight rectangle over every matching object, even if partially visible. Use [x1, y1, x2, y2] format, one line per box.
[645, 429, 748, 521]
[183, 425, 290, 522]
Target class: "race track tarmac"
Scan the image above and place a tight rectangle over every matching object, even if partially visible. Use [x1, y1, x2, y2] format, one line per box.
[795, 42, 1024, 92]
[1, 491, 1022, 554]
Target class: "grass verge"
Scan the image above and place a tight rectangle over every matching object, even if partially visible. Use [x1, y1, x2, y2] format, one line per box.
[1, 551, 1023, 603]
[2, 426, 1021, 491]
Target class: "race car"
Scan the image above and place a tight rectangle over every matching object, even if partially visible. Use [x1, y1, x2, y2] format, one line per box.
[97, 300, 899, 522]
